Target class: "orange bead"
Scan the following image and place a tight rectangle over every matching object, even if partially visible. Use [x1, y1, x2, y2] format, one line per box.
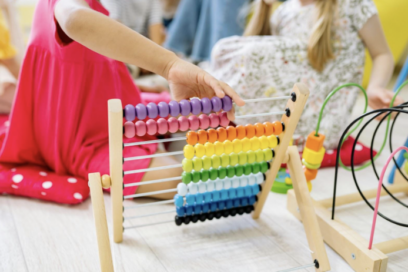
[226, 126, 237, 141]
[186, 131, 198, 145]
[305, 131, 326, 152]
[254, 123, 265, 137]
[272, 121, 283, 135]
[245, 124, 255, 139]
[236, 125, 246, 140]
[304, 166, 318, 181]
[217, 127, 228, 142]
[207, 129, 218, 143]
[263, 122, 274, 136]
[197, 130, 208, 144]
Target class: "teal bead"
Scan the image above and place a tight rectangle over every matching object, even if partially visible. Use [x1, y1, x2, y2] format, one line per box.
[244, 164, 252, 175]
[235, 165, 244, 176]
[201, 169, 209, 182]
[219, 167, 227, 179]
[209, 168, 218, 180]
[192, 171, 201, 183]
[226, 166, 235, 178]
[261, 161, 269, 173]
[252, 162, 260, 174]
[182, 172, 192, 184]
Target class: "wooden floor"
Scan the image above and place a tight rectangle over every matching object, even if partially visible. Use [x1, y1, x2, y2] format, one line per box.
[2, 87, 408, 272]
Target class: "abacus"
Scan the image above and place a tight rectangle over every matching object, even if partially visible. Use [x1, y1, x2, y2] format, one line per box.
[88, 83, 330, 272]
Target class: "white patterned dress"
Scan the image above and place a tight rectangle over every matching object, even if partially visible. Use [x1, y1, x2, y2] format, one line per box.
[210, 0, 377, 149]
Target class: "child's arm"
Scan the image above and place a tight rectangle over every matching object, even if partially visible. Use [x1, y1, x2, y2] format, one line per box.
[54, 0, 244, 119]
[359, 14, 404, 110]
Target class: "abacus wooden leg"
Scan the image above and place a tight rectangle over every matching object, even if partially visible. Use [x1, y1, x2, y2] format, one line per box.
[89, 172, 114, 272]
[286, 146, 330, 272]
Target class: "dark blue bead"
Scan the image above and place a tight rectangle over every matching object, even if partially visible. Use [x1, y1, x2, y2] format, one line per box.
[241, 198, 249, 207]
[210, 202, 218, 212]
[233, 198, 240, 207]
[176, 207, 185, 217]
[194, 204, 202, 214]
[226, 200, 233, 209]
[202, 203, 210, 213]
[218, 201, 226, 210]
[185, 205, 193, 216]
[249, 196, 257, 205]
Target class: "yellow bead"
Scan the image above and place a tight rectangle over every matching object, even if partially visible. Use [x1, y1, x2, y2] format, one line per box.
[192, 157, 203, 171]
[247, 150, 256, 163]
[214, 141, 225, 156]
[202, 156, 212, 170]
[285, 177, 292, 185]
[194, 144, 206, 158]
[250, 137, 261, 151]
[224, 140, 233, 154]
[263, 148, 273, 161]
[255, 149, 264, 162]
[241, 138, 251, 152]
[260, 136, 269, 149]
[267, 135, 278, 148]
[183, 145, 195, 159]
[302, 147, 326, 165]
[182, 158, 193, 172]
[211, 155, 221, 169]
[229, 153, 238, 166]
[307, 181, 312, 192]
[232, 139, 242, 153]
[204, 142, 215, 157]
[220, 154, 230, 167]
[238, 152, 247, 165]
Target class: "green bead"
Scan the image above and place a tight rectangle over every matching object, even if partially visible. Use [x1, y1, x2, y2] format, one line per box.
[252, 162, 261, 174]
[247, 150, 256, 164]
[193, 157, 203, 171]
[201, 169, 209, 182]
[261, 161, 269, 173]
[263, 148, 273, 161]
[209, 168, 218, 180]
[219, 167, 227, 179]
[235, 165, 244, 176]
[202, 156, 212, 170]
[238, 152, 247, 165]
[229, 153, 238, 166]
[182, 172, 192, 184]
[226, 166, 235, 178]
[182, 158, 193, 172]
[220, 153, 230, 167]
[255, 149, 264, 163]
[192, 171, 201, 183]
[244, 163, 252, 175]
[211, 155, 221, 169]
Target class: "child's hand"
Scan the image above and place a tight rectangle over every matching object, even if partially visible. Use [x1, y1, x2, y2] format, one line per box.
[166, 59, 245, 120]
[367, 87, 404, 119]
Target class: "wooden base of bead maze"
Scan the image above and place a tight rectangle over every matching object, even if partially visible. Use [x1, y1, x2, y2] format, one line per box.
[88, 83, 331, 272]
[287, 169, 408, 272]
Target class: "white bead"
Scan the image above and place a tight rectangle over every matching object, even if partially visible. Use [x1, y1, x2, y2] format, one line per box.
[215, 178, 223, 191]
[248, 174, 256, 185]
[255, 173, 264, 184]
[206, 179, 215, 192]
[232, 177, 240, 188]
[198, 181, 206, 193]
[177, 183, 188, 196]
[240, 176, 248, 187]
[223, 178, 231, 189]
[188, 182, 198, 194]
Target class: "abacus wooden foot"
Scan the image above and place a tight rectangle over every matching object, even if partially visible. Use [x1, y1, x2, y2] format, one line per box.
[287, 170, 408, 272]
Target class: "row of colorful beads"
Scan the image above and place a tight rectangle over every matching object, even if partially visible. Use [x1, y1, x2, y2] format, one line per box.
[302, 131, 326, 190]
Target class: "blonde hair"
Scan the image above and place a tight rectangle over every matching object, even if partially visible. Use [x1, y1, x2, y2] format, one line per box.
[244, 0, 337, 72]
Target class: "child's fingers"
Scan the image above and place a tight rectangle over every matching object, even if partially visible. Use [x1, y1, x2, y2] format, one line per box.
[207, 76, 225, 98]
[220, 82, 245, 107]
[226, 106, 236, 121]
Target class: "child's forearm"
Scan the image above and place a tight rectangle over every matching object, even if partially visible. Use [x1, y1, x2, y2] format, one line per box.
[55, 0, 177, 78]
[367, 52, 394, 90]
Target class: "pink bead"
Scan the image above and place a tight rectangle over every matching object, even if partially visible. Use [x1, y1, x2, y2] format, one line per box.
[124, 121, 135, 138]
[146, 119, 157, 135]
[219, 111, 230, 127]
[198, 114, 210, 129]
[209, 113, 220, 128]
[157, 118, 168, 134]
[178, 116, 189, 131]
[168, 117, 179, 133]
[188, 115, 200, 131]
[135, 121, 147, 137]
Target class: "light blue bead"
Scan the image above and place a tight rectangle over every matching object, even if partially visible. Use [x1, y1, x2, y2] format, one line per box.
[218, 201, 226, 210]
[186, 193, 195, 205]
[228, 188, 237, 199]
[210, 202, 218, 212]
[237, 187, 244, 198]
[196, 193, 204, 204]
[194, 204, 202, 214]
[251, 184, 260, 195]
[185, 205, 193, 216]
[202, 203, 210, 213]
[244, 186, 252, 197]
[174, 194, 184, 208]
[226, 200, 233, 209]
[204, 192, 212, 202]
[220, 189, 229, 200]
[212, 191, 220, 202]
[176, 207, 185, 216]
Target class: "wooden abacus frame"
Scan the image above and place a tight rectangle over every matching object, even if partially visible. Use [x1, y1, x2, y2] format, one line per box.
[88, 83, 331, 272]
[287, 158, 408, 272]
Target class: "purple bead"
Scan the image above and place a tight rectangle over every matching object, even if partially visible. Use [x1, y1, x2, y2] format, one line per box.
[135, 103, 147, 120]
[169, 100, 180, 117]
[179, 99, 191, 116]
[146, 102, 158, 119]
[124, 104, 136, 121]
[221, 96, 233, 112]
[158, 102, 170, 118]
[190, 98, 202, 115]
[201, 97, 212, 114]
[211, 97, 222, 112]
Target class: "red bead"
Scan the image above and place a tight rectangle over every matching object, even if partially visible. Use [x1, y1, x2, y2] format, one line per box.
[209, 113, 220, 128]
[219, 111, 230, 127]
[146, 119, 157, 135]
[188, 115, 200, 131]
[198, 114, 210, 129]
[178, 116, 189, 131]
[168, 117, 179, 133]
[124, 121, 135, 138]
[157, 118, 168, 134]
[135, 121, 146, 137]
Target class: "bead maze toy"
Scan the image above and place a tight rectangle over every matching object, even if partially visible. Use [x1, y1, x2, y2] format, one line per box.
[287, 102, 408, 272]
[88, 83, 330, 272]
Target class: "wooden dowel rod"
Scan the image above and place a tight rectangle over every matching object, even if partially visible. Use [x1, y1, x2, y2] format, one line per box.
[123, 199, 175, 210]
[374, 236, 408, 254]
